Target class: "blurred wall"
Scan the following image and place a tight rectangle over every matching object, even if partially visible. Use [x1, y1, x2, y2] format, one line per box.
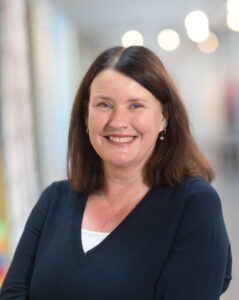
[0, 0, 40, 259]
[0, 0, 85, 280]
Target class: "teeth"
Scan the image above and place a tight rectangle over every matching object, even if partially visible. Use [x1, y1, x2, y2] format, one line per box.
[108, 136, 135, 143]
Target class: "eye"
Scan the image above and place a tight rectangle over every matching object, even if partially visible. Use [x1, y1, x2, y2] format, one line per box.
[130, 103, 144, 109]
[98, 102, 112, 109]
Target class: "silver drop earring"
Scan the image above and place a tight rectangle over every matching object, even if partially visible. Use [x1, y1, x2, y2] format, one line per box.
[159, 128, 166, 140]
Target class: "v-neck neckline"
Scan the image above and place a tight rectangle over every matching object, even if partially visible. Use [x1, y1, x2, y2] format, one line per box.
[71, 188, 156, 263]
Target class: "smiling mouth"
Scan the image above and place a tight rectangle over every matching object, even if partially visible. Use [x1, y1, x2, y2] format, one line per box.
[105, 136, 137, 143]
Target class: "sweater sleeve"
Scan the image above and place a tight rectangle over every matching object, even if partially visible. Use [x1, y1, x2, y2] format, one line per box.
[0, 183, 55, 300]
[155, 178, 232, 300]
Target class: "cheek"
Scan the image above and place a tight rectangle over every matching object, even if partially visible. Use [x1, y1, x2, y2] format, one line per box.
[88, 110, 107, 131]
[134, 112, 151, 126]
[132, 112, 162, 134]
[152, 109, 166, 132]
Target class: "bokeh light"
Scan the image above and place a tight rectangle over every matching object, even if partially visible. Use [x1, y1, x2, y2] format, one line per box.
[227, 14, 239, 31]
[157, 29, 180, 51]
[185, 10, 210, 42]
[226, 0, 239, 31]
[197, 32, 219, 53]
[121, 30, 144, 47]
[227, 0, 239, 12]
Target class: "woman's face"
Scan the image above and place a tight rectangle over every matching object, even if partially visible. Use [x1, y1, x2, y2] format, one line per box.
[86, 69, 167, 172]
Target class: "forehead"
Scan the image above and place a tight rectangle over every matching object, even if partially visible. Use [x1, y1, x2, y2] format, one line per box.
[90, 69, 157, 101]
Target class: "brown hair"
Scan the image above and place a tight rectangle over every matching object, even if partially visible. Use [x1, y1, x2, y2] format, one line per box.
[67, 46, 214, 193]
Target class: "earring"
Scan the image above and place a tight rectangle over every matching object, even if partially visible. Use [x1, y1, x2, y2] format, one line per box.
[159, 128, 166, 141]
[86, 128, 89, 134]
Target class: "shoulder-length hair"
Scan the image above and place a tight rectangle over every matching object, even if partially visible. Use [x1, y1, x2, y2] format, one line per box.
[67, 46, 214, 193]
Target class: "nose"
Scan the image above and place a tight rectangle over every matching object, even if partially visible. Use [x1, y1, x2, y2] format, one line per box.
[107, 106, 129, 129]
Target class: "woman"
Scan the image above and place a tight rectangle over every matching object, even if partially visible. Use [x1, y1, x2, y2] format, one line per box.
[0, 46, 232, 299]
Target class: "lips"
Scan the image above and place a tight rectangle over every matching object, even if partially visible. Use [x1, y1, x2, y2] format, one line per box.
[104, 136, 137, 143]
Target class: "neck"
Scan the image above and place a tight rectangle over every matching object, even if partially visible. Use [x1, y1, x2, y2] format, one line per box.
[99, 164, 150, 209]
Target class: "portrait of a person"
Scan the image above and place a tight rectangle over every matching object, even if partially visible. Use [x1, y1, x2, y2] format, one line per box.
[0, 46, 232, 300]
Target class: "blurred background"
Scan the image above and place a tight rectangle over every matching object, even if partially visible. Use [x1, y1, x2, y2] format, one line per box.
[0, 0, 238, 298]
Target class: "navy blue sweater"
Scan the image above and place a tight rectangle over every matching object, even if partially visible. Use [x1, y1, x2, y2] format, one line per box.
[0, 176, 232, 299]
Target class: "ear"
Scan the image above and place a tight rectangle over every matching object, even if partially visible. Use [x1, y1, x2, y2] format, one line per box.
[161, 105, 168, 130]
[160, 113, 168, 132]
[162, 116, 168, 130]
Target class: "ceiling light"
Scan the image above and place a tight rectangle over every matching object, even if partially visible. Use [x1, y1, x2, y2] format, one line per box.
[197, 32, 219, 53]
[227, 0, 239, 12]
[227, 13, 239, 31]
[185, 10, 210, 42]
[157, 29, 180, 51]
[121, 30, 144, 47]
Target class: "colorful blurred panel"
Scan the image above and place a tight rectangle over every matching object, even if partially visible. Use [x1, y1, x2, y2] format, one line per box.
[0, 221, 8, 286]
[0, 152, 8, 287]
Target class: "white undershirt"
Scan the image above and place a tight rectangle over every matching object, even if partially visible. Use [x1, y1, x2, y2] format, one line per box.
[81, 228, 110, 253]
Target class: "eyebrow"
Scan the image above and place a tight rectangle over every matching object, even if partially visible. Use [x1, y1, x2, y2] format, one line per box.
[93, 96, 149, 103]
[93, 96, 113, 101]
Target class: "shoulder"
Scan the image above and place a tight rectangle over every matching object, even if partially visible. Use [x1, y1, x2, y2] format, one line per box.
[158, 176, 221, 214]
[181, 176, 221, 212]
[40, 179, 77, 197]
[174, 176, 224, 227]
[35, 179, 81, 211]
[152, 176, 221, 215]
[182, 175, 219, 198]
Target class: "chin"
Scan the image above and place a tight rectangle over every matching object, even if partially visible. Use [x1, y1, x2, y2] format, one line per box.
[105, 156, 135, 168]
